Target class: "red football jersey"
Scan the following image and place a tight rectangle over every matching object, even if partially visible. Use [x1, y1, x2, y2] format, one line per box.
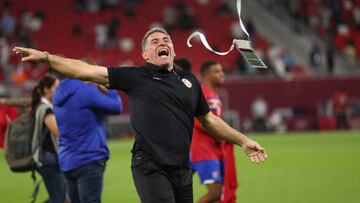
[191, 85, 223, 162]
[221, 142, 238, 203]
[191, 85, 238, 202]
[0, 106, 19, 148]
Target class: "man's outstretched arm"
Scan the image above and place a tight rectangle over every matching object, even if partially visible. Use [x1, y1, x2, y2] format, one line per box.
[13, 47, 109, 86]
[197, 111, 268, 164]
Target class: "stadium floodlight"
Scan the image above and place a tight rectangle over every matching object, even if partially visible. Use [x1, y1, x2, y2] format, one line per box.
[187, 0, 267, 69]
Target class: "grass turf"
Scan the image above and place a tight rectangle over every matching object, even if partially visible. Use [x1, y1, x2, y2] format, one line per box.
[1, 131, 360, 203]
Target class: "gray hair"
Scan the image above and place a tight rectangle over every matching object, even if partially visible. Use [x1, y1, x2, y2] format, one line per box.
[141, 27, 170, 52]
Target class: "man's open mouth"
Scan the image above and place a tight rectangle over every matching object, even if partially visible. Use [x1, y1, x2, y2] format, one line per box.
[158, 48, 169, 58]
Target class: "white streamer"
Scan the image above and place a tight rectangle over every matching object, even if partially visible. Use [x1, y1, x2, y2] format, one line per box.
[187, 0, 250, 55]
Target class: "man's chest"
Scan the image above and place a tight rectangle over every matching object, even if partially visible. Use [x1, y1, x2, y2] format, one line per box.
[132, 74, 198, 110]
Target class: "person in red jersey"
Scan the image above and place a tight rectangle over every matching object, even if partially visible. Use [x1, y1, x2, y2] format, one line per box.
[191, 61, 237, 203]
[0, 97, 29, 149]
[332, 86, 349, 129]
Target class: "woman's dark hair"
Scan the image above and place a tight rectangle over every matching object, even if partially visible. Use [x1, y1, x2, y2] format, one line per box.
[31, 74, 58, 114]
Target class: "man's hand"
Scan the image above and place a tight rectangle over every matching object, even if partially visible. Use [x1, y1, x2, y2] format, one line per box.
[96, 84, 109, 94]
[13, 47, 48, 63]
[242, 139, 268, 164]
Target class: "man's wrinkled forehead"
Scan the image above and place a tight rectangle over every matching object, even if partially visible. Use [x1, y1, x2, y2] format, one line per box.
[148, 32, 170, 40]
[147, 32, 171, 45]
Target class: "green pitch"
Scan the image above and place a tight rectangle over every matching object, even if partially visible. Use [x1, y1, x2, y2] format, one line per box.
[1, 131, 360, 203]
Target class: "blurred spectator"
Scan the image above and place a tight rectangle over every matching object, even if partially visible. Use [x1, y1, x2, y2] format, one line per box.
[309, 44, 322, 74]
[245, 19, 256, 38]
[20, 11, 33, 31]
[0, 9, 16, 38]
[17, 11, 37, 48]
[0, 37, 10, 67]
[163, 5, 177, 31]
[344, 40, 357, 67]
[268, 46, 287, 77]
[86, 0, 101, 13]
[215, 0, 233, 16]
[267, 111, 286, 133]
[124, 0, 137, 17]
[282, 49, 295, 73]
[353, 6, 360, 28]
[74, 0, 86, 12]
[32, 11, 45, 31]
[94, 23, 108, 49]
[326, 43, 335, 74]
[332, 87, 349, 129]
[197, 0, 209, 6]
[0, 37, 12, 83]
[105, 0, 121, 8]
[119, 37, 134, 53]
[108, 17, 121, 47]
[19, 10, 45, 32]
[230, 21, 243, 39]
[251, 95, 268, 132]
[174, 1, 197, 30]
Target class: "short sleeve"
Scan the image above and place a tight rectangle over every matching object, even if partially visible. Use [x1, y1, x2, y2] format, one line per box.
[193, 77, 210, 117]
[45, 108, 54, 117]
[107, 67, 137, 92]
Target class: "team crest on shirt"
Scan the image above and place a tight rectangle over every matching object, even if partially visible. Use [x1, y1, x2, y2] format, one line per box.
[208, 98, 222, 116]
[212, 171, 219, 178]
[182, 78, 192, 88]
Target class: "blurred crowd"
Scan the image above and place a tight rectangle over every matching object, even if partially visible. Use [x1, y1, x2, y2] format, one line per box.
[258, 0, 360, 73]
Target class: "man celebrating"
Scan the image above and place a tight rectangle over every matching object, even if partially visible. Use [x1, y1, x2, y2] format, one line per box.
[191, 61, 237, 203]
[13, 27, 267, 203]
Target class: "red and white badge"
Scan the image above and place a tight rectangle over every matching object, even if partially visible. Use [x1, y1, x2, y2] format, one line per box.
[182, 78, 192, 88]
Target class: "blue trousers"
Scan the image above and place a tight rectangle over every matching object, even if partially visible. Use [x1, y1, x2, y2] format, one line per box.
[63, 159, 106, 203]
[37, 151, 67, 203]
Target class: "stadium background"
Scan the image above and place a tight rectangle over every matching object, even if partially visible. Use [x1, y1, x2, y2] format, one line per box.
[0, 0, 360, 202]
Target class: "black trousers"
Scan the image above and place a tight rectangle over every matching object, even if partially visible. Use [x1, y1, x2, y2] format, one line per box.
[131, 159, 193, 203]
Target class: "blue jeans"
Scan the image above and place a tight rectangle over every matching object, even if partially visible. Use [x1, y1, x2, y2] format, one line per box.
[64, 159, 106, 203]
[37, 151, 67, 203]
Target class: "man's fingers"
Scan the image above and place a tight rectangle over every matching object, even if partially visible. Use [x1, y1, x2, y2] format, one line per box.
[249, 155, 255, 163]
[253, 155, 260, 164]
[13, 47, 29, 56]
[249, 151, 267, 164]
[256, 151, 267, 162]
[258, 153, 266, 162]
[249, 153, 259, 163]
[262, 151, 268, 160]
[13, 47, 27, 53]
[243, 140, 268, 163]
[13, 46, 28, 51]
[22, 56, 33, 61]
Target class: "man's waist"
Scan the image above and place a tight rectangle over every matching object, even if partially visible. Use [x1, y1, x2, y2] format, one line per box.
[131, 143, 190, 168]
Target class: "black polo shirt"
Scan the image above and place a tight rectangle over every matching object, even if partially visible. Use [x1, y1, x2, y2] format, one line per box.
[107, 63, 210, 167]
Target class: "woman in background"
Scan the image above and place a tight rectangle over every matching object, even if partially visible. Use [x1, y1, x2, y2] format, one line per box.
[31, 74, 67, 203]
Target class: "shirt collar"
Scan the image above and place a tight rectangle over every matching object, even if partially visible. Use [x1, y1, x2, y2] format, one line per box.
[146, 62, 174, 74]
[41, 97, 53, 108]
